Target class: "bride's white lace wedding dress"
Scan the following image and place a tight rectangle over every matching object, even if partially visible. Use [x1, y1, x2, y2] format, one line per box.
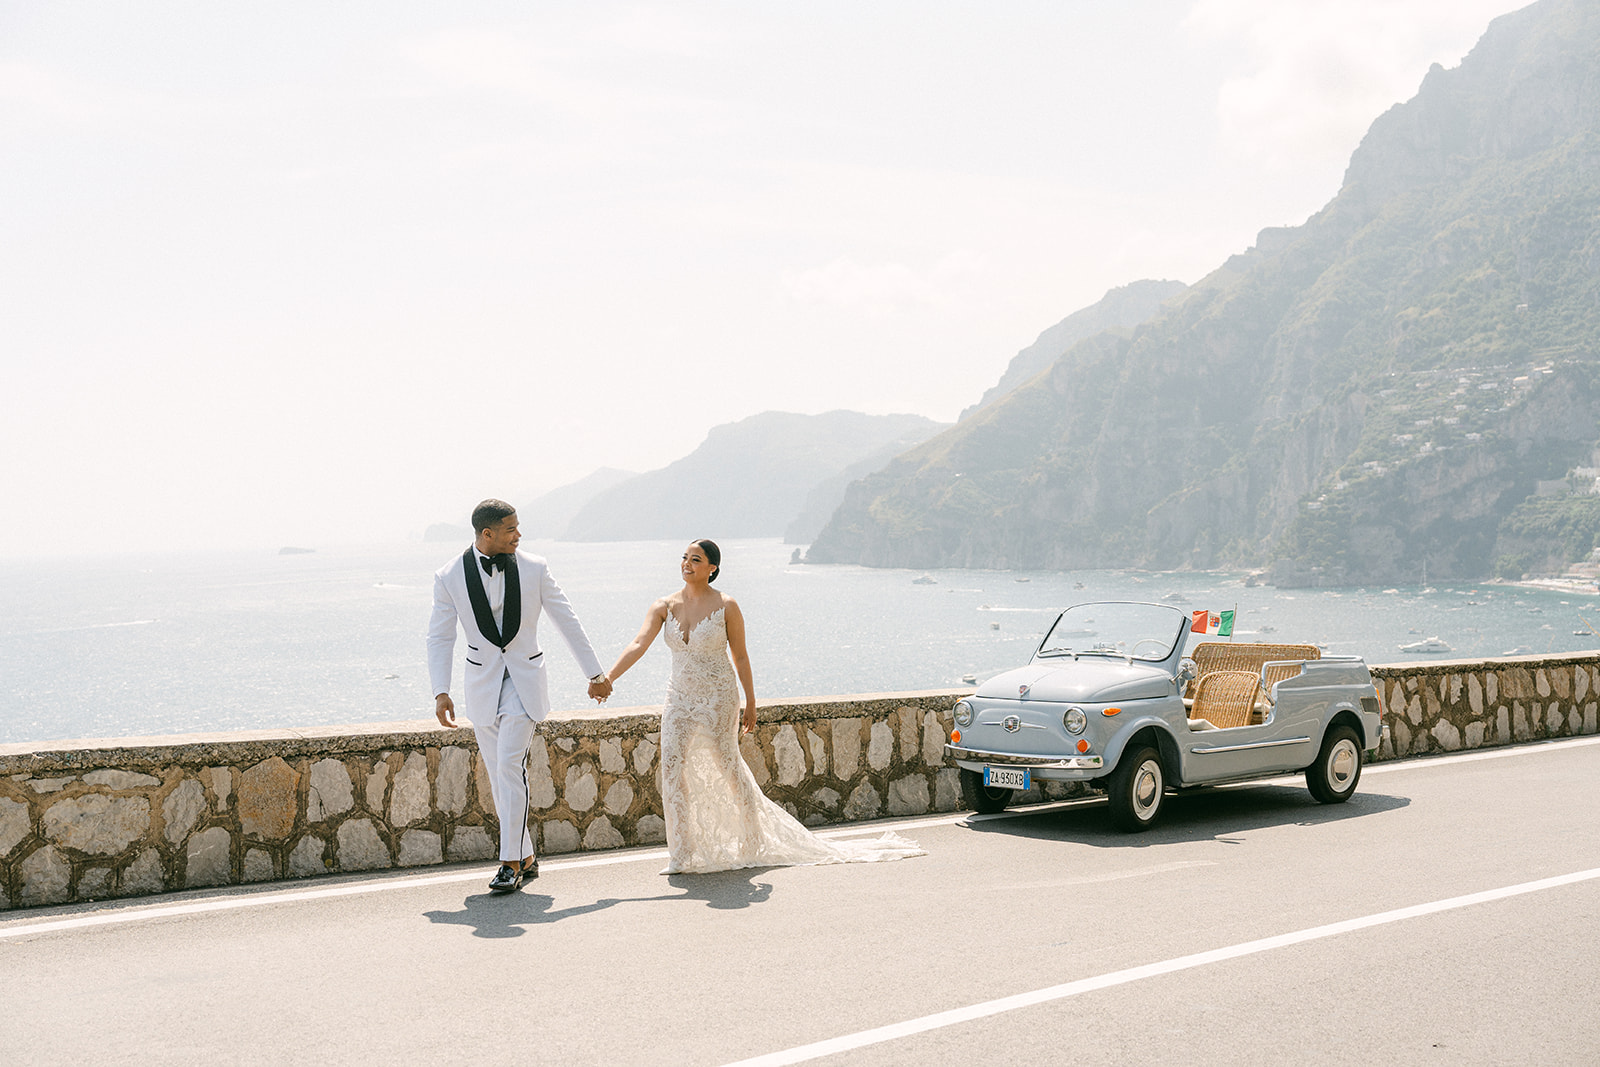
[659, 605, 925, 874]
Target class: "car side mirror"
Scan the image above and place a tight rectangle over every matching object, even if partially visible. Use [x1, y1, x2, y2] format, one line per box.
[1175, 659, 1197, 689]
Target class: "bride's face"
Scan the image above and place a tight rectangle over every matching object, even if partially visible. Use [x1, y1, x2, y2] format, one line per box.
[681, 545, 714, 583]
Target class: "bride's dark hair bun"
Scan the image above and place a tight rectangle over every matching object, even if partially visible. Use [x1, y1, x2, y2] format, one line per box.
[694, 539, 721, 583]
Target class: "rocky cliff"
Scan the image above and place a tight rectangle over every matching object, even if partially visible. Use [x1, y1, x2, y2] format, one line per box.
[808, 0, 1600, 585]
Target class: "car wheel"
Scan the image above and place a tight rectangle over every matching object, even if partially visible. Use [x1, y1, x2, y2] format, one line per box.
[1306, 724, 1362, 803]
[958, 768, 1013, 814]
[1107, 745, 1165, 832]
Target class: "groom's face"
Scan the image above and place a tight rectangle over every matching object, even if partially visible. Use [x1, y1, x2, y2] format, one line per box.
[480, 514, 521, 555]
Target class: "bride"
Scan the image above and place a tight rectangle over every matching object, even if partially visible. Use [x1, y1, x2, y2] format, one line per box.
[600, 540, 924, 874]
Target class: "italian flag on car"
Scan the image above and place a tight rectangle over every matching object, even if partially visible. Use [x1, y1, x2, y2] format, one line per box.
[1191, 609, 1235, 636]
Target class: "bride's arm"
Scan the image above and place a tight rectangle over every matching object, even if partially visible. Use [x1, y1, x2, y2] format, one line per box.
[606, 600, 668, 684]
[723, 598, 756, 733]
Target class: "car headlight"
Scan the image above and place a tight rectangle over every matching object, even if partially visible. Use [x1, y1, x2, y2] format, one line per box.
[953, 700, 974, 727]
[1063, 707, 1087, 734]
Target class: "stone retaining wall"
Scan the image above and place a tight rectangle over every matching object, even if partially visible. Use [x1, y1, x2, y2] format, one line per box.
[4, 653, 1598, 911]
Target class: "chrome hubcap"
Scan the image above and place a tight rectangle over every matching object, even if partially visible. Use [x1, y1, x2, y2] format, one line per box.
[1133, 760, 1162, 818]
[1328, 739, 1358, 788]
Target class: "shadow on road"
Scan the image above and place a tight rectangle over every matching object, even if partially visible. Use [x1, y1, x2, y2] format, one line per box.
[422, 867, 777, 938]
[966, 785, 1411, 849]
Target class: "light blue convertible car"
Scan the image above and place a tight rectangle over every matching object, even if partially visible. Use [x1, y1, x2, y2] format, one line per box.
[945, 601, 1384, 831]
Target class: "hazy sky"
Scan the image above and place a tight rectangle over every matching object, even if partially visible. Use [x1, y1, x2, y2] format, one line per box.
[1, 0, 1528, 556]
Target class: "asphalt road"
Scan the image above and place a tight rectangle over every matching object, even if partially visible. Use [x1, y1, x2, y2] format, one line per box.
[5, 738, 1600, 1066]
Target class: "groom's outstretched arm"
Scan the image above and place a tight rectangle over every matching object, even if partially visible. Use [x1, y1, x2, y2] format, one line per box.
[537, 563, 604, 680]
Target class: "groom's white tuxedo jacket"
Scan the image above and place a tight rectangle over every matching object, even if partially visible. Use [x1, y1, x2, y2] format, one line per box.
[427, 547, 604, 724]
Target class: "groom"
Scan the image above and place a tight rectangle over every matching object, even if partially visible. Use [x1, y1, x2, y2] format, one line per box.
[427, 498, 612, 893]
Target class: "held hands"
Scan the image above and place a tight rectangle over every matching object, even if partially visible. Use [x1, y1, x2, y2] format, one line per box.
[588, 675, 614, 704]
[435, 694, 457, 729]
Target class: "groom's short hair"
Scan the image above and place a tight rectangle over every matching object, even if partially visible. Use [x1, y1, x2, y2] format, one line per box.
[471, 499, 517, 533]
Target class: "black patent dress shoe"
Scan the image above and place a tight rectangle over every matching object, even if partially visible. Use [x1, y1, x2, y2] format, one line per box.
[522, 858, 538, 880]
[488, 863, 522, 894]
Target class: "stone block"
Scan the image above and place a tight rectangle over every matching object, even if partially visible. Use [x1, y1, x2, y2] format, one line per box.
[635, 815, 665, 844]
[1514, 703, 1530, 741]
[1536, 670, 1551, 698]
[921, 712, 946, 767]
[78, 867, 113, 900]
[583, 816, 624, 850]
[565, 764, 598, 811]
[399, 829, 443, 867]
[542, 820, 580, 854]
[23, 777, 73, 793]
[239, 756, 298, 840]
[437, 747, 471, 815]
[389, 752, 430, 827]
[1577, 668, 1591, 705]
[831, 718, 862, 779]
[886, 775, 930, 816]
[1405, 695, 1423, 726]
[289, 835, 328, 877]
[367, 759, 392, 814]
[162, 778, 206, 845]
[933, 768, 961, 811]
[1391, 719, 1411, 757]
[1548, 705, 1565, 735]
[603, 779, 634, 816]
[527, 737, 556, 810]
[599, 738, 625, 775]
[632, 737, 657, 776]
[209, 767, 233, 809]
[1486, 673, 1498, 705]
[1468, 674, 1483, 716]
[1552, 669, 1571, 700]
[810, 787, 841, 811]
[555, 737, 575, 752]
[740, 734, 771, 786]
[186, 826, 232, 887]
[307, 759, 354, 822]
[807, 730, 828, 779]
[896, 708, 919, 761]
[843, 781, 882, 820]
[0, 796, 30, 856]
[447, 826, 494, 862]
[867, 721, 894, 771]
[44, 794, 150, 855]
[1587, 702, 1598, 735]
[1430, 720, 1461, 751]
[1497, 707, 1510, 743]
[774, 725, 807, 787]
[123, 848, 165, 895]
[20, 846, 70, 906]
[244, 849, 275, 882]
[337, 819, 391, 871]
[84, 769, 159, 790]
[473, 753, 492, 809]
[1465, 721, 1486, 749]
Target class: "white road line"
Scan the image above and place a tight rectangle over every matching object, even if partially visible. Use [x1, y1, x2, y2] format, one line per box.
[717, 866, 1600, 1067]
[3, 735, 1593, 940]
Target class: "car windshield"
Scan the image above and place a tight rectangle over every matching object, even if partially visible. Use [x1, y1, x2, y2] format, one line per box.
[1035, 602, 1188, 662]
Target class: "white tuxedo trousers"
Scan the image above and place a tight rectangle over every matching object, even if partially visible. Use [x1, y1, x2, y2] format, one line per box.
[475, 670, 538, 863]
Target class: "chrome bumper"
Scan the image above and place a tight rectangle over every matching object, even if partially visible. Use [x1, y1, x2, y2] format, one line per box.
[945, 743, 1104, 771]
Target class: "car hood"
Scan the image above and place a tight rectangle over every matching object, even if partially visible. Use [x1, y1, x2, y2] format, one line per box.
[977, 659, 1174, 704]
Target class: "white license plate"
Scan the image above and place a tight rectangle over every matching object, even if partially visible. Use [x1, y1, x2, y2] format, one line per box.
[984, 765, 1030, 790]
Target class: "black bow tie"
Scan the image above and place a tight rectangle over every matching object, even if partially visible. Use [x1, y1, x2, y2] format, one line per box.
[480, 553, 511, 576]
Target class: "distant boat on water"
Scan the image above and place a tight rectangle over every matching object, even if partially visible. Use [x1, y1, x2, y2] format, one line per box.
[278, 546, 315, 555]
[1399, 636, 1454, 653]
[912, 574, 937, 585]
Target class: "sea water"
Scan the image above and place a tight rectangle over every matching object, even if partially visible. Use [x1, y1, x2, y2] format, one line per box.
[3, 538, 1597, 745]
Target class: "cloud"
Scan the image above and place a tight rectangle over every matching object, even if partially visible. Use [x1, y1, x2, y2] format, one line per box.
[1184, 0, 1525, 170]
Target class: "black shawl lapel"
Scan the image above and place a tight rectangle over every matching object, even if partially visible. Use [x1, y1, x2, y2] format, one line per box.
[501, 552, 522, 647]
[461, 547, 505, 649]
